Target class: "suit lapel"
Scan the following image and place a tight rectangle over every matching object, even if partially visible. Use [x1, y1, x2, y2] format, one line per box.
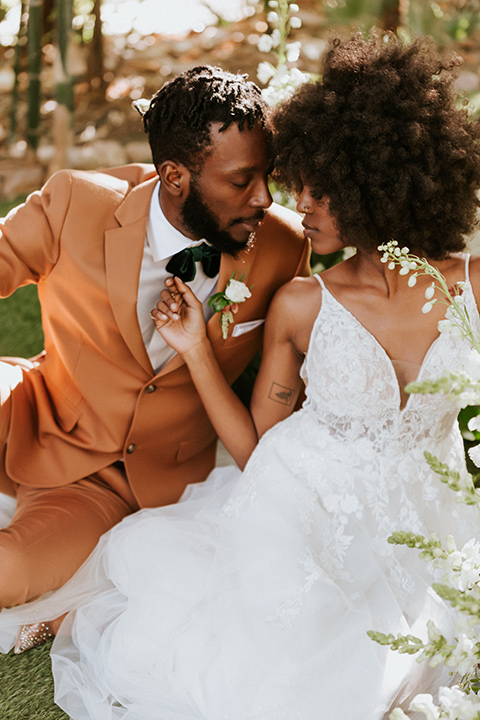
[107, 180, 262, 380]
[105, 177, 158, 375]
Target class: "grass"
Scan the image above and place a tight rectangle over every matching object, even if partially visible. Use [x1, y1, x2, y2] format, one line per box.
[0, 197, 43, 358]
[0, 642, 67, 720]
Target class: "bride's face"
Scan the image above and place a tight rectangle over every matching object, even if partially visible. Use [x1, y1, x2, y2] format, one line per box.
[296, 185, 344, 255]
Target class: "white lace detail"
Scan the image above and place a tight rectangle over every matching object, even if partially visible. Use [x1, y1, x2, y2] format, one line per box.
[230, 261, 480, 611]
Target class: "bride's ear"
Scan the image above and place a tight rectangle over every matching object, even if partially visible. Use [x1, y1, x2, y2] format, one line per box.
[158, 161, 191, 200]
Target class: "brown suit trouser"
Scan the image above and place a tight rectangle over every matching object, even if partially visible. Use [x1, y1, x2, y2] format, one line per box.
[0, 360, 139, 608]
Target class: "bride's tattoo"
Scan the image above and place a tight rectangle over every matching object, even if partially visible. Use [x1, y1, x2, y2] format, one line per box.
[268, 382, 294, 406]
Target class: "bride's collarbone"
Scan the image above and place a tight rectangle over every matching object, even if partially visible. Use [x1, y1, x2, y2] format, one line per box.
[321, 283, 446, 368]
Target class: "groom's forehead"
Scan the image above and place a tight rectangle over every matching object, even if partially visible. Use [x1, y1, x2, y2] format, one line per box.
[200, 122, 270, 175]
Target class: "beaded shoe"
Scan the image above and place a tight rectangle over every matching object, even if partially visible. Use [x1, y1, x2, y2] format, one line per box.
[14, 622, 54, 654]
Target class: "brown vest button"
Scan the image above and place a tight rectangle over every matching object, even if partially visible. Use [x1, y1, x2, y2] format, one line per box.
[145, 384, 157, 393]
[126, 443, 136, 454]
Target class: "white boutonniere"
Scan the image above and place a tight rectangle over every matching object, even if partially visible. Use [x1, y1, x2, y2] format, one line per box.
[208, 272, 252, 339]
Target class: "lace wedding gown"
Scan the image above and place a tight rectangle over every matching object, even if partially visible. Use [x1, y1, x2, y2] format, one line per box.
[0, 264, 479, 720]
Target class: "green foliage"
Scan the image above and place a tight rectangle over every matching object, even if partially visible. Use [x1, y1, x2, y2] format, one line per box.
[326, 0, 387, 25]
[367, 629, 426, 654]
[325, 0, 480, 44]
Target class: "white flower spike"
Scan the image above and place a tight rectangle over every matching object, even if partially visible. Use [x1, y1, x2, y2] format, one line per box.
[422, 301, 435, 314]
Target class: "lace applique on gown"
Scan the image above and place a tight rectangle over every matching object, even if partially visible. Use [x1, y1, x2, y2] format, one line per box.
[0, 258, 479, 720]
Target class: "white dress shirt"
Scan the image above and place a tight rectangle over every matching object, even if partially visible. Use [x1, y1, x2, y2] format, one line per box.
[136, 181, 218, 373]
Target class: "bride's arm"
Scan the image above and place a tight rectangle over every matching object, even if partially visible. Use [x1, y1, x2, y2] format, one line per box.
[151, 277, 305, 469]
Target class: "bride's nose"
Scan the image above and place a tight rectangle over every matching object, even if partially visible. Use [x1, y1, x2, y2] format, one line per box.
[296, 186, 314, 215]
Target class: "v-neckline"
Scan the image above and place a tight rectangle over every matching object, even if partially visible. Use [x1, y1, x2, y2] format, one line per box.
[317, 280, 446, 413]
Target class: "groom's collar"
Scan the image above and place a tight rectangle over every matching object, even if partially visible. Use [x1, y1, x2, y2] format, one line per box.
[146, 180, 205, 263]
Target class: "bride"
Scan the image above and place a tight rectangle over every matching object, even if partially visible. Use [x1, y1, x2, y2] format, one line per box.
[2, 31, 480, 720]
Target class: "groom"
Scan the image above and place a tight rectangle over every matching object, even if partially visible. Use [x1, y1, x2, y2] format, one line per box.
[0, 66, 309, 612]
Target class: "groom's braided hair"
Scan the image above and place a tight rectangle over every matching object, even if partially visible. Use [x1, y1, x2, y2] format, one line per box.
[142, 65, 271, 172]
[273, 31, 480, 260]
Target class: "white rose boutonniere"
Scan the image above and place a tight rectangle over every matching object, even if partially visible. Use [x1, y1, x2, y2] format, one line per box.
[208, 272, 252, 339]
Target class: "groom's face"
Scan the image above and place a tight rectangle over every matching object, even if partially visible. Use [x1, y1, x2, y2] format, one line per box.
[180, 121, 273, 257]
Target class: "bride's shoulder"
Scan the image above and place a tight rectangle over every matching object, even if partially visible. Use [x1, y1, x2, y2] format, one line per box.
[272, 275, 322, 310]
[266, 276, 322, 336]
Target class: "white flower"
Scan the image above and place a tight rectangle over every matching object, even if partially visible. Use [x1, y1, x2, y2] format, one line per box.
[463, 349, 480, 382]
[257, 34, 274, 52]
[438, 685, 480, 719]
[290, 3, 299, 10]
[440, 537, 480, 591]
[388, 261, 396, 270]
[422, 301, 435, 314]
[271, 28, 281, 47]
[290, 16, 302, 28]
[437, 318, 464, 339]
[399, 266, 410, 275]
[425, 283, 435, 300]
[447, 633, 478, 675]
[408, 274, 418, 287]
[468, 415, 480, 432]
[266, 10, 279, 23]
[389, 711, 409, 720]
[409, 694, 440, 720]
[257, 61, 276, 84]
[268, 0, 278, 6]
[286, 41, 301, 62]
[288, 67, 309, 85]
[225, 279, 252, 303]
[468, 443, 480, 468]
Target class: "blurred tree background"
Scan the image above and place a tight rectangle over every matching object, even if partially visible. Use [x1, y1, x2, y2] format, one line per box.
[0, 0, 479, 358]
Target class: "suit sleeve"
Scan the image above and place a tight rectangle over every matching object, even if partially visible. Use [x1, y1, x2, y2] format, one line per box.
[0, 170, 73, 297]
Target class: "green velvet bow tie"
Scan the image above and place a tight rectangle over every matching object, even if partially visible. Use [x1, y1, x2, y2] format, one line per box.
[165, 242, 221, 282]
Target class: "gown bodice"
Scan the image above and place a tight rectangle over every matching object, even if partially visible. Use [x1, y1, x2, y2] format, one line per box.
[300, 268, 479, 454]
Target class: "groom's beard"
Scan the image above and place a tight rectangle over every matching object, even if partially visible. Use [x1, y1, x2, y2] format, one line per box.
[181, 180, 263, 258]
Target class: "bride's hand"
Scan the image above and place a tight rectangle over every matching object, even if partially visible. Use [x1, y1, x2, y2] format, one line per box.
[150, 276, 208, 356]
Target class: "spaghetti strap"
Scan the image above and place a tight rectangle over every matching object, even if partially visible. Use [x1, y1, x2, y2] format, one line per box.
[314, 273, 325, 289]
[465, 253, 471, 282]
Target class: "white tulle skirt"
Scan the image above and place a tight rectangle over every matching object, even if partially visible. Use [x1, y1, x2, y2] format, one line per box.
[0, 429, 462, 720]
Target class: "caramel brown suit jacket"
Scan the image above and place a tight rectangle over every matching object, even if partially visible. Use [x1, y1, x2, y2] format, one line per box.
[0, 164, 310, 508]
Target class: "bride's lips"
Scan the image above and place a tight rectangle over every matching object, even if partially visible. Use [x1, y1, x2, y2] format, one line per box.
[302, 222, 317, 238]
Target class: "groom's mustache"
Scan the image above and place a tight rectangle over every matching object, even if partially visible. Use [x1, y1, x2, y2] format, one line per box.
[229, 210, 266, 227]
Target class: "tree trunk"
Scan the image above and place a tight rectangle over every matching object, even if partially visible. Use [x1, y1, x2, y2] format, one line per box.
[49, 0, 74, 174]
[9, 0, 29, 144]
[26, 0, 43, 152]
[88, 0, 104, 91]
